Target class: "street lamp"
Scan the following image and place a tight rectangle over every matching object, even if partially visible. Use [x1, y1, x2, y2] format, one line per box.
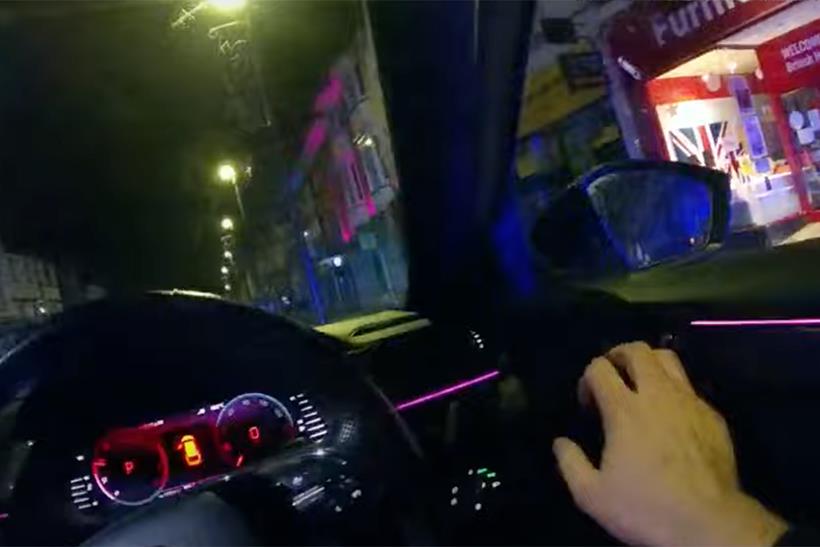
[208, 0, 247, 12]
[221, 216, 234, 231]
[221, 265, 229, 275]
[217, 162, 246, 220]
[217, 163, 237, 183]
[224, 250, 233, 260]
[355, 134, 374, 148]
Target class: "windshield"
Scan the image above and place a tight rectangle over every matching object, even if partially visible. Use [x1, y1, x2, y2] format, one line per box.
[1, 0, 405, 327]
[2, 0, 820, 330]
[518, 0, 820, 254]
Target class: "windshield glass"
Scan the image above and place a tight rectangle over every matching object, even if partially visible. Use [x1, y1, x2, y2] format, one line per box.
[1, 0, 405, 327]
[517, 0, 820, 253]
[3, 0, 820, 331]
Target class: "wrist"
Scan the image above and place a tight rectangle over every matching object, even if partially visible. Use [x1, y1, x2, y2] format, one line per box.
[705, 493, 788, 546]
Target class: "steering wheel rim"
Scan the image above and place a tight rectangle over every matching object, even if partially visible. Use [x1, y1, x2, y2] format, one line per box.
[0, 296, 432, 545]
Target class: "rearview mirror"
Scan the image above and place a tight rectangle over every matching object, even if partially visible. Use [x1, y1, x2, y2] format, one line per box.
[532, 161, 730, 277]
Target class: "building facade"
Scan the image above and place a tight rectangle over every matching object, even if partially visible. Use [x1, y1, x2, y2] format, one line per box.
[602, 0, 820, 244]
[302, 1, 406, 321]
[0, 242, 61, 324]
[249, 1, 406, 323]
[516, 0, 631, 225]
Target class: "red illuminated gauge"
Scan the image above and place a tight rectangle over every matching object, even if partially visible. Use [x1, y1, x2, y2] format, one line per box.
[216, 393, 295, 468]
[91, 434, 169, 506]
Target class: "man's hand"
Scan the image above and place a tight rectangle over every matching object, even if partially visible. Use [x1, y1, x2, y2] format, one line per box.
[553, 342, 787, 546]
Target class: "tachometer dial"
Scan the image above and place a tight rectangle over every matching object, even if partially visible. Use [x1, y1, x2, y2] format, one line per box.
[216, 393, 295, 467]
[91, 435, 169, 506]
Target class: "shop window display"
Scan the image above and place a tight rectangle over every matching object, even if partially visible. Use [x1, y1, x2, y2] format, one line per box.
[606, 0, 820, 243]
[781, 87, 820, 208]
[649, 51, 802, 230]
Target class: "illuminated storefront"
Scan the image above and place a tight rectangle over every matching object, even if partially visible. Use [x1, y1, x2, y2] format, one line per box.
[605, 0, 820, 234]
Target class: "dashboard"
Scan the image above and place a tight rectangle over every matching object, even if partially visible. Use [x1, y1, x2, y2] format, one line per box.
[6, 293, 819, 544]
[0, 299, 540, 544]
[66, 391, 329, 515]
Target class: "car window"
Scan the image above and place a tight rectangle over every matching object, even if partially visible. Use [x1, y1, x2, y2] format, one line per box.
[5, 0, 820, 333]
[516, 0, 820, 250]
[0, 0, 406, 328]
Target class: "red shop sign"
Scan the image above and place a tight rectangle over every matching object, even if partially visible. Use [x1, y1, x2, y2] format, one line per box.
[756, 18, 820, 93]
[607, 0, 794, 79]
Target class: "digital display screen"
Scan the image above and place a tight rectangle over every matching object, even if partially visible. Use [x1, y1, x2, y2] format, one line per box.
[159, 423, 223, 486]
[85, 392, 324, 509]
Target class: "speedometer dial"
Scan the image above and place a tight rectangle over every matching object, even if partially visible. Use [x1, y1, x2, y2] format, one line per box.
[216, 393, 295, 467]
[91, 435, 169, 506]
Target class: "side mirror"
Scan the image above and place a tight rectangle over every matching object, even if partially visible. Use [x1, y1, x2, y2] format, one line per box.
[532, 160, 730, 277]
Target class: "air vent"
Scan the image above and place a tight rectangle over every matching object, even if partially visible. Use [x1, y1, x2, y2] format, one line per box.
[350, 315, 423, 337]
[469, 330, 485, 350]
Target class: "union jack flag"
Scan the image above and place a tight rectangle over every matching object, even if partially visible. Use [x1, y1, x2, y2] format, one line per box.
[667, 121, 743, 174]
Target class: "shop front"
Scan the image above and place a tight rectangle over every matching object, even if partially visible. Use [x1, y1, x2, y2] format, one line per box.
[605, 0, 820, 237]
[516, 54, 626, 221]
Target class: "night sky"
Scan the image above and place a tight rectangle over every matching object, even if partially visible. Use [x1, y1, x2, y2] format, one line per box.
[0, 1, 355, 296]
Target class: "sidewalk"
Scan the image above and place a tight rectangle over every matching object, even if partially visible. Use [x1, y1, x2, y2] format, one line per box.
[779, 221, 820, 246]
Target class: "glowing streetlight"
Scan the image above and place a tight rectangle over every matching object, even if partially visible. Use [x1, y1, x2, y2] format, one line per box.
[216, 162, 246, 220]
[208, 0, 247, 12]
[224, 250, 233, 260]
[220, 216, 234, 231]
[221, 265, 229, 275]
[217, 163, 238, 184]
[224, 283, 232, 291]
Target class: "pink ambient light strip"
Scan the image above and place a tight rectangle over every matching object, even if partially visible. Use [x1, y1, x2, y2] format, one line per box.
[394, 370, 501, 411]
[690, 318, 820, 327]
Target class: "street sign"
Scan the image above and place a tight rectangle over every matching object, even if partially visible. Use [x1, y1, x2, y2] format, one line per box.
[559, 51, 605, 91]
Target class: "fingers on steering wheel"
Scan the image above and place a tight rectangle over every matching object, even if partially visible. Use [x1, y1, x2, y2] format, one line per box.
[579, 357, 631, 429]
[606, 341, 667, 391]
[654, 349, 694, 393]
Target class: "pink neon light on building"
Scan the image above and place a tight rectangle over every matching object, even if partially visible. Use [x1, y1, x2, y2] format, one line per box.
[313, 74, 343, 113]
[304, 121, 327, 159]
[339, 221, 352, 243]
[365, 195, 376, 217]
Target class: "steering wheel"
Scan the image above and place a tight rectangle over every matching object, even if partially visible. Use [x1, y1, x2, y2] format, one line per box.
[1, 295, 431, 545]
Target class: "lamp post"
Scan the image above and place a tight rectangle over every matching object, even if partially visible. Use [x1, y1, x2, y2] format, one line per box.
[217, 162, 246, 220]
[218, 216, 234, 295]
[209, 0, 246, 11]
[217, 169, 257, 300]
[171, 0, 248, 28]
[173, 0, 319, 317]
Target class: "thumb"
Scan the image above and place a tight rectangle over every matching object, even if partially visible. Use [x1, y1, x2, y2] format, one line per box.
[553, 436, 599, 513]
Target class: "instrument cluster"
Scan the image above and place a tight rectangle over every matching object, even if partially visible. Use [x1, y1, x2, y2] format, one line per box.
[67, 392, 328, 512]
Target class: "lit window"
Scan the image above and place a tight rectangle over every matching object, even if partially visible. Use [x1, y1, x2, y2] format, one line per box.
[360, 143, 387, 192]
[347, 162, 364, 201]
